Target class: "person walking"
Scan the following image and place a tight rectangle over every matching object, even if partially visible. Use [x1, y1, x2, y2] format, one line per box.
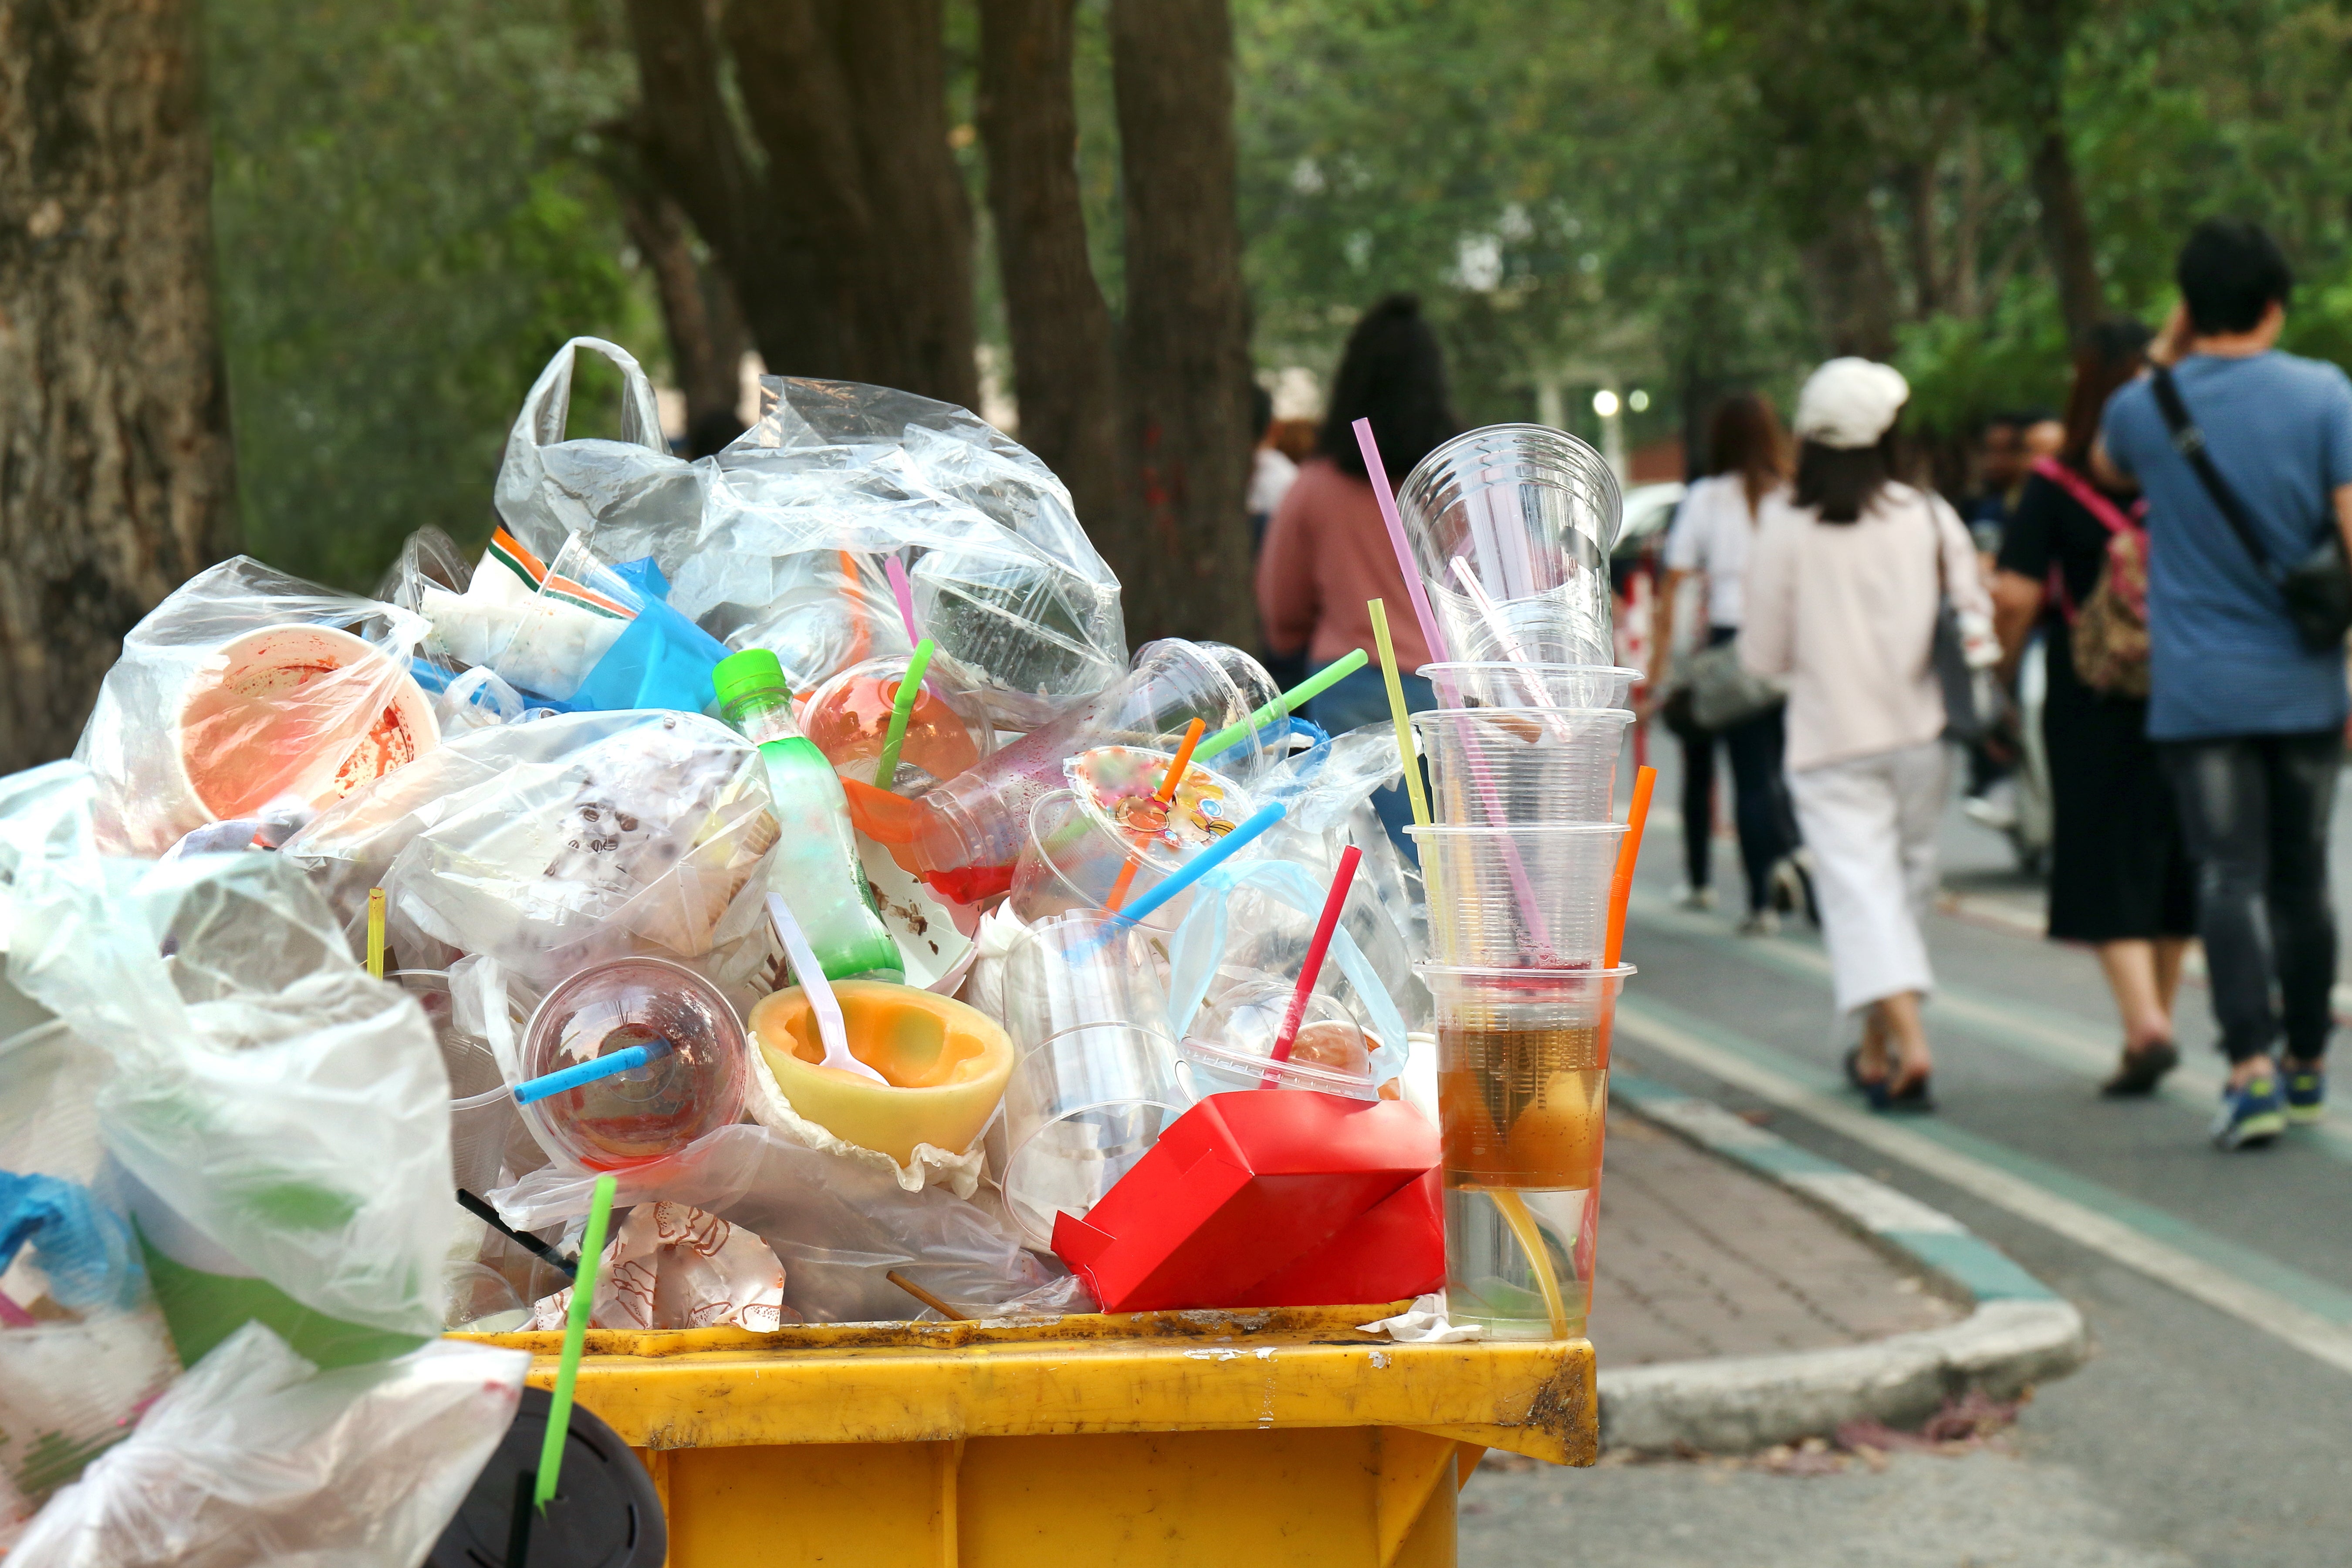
[1741, 358, 1993, 1110]
[1648, 394, 1799, 933]
[1991, 320, 2199, 1097]
[1256, 294, 1460, 851]
[2095, 219, 2352, 1150]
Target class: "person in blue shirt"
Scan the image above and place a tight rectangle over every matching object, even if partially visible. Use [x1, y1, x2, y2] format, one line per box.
[2097, 218, 2352, 1150]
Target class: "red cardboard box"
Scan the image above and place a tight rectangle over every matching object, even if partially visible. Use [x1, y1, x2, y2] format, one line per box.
[1051, 1091, 1443, 1313]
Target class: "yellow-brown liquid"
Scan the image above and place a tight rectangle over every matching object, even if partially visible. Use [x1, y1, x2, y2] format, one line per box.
[1438, 1023, 1609, 1189]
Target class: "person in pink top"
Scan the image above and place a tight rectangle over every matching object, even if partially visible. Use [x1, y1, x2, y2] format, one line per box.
[1256, 294, 1460, 852]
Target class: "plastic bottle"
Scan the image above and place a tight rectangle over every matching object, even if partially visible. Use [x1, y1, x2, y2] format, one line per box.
[713, 648, 903, 981]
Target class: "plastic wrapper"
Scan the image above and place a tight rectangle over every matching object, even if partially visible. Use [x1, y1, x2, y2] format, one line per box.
[8, 1321, 527, 1568]
[493, 337, 1125, 727]
[73, 557, 438, 858]
[2, 770, 455, 1345]
[281, 710, 782, 999]
[527, 1202, 788, 1331]
[490, 1127, 1079, 1324]
[0, 1020, 179, 1547]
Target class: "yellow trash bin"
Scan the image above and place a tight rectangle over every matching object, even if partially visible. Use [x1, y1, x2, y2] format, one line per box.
[472, 1302, 1594, 1568]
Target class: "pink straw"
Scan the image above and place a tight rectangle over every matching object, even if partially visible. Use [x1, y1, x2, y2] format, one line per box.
[1354, 419, 1450, 664]
[884, 556, 923, 648]
[1267, 845, 1362, 1080]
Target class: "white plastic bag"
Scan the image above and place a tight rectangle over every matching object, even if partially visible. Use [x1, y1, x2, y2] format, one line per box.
[9, 1321, 526, 1568]
[73, 557, 437, 857]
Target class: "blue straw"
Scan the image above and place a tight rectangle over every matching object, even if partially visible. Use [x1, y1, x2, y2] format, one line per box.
[512, 1041, 669, 1107]
[1078, 801, 1288, 953]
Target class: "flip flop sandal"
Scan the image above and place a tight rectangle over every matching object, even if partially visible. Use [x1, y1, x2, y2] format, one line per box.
[2100, 1041, 2179, 1098]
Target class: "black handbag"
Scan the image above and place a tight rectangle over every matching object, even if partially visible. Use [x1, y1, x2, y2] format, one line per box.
[2149, 366, 2352, 652]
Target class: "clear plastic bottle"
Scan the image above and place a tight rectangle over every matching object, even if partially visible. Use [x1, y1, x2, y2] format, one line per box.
[713, 648, 903, 982]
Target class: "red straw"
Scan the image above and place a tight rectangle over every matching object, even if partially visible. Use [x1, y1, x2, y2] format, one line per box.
[1602, 766, 1656, 969]
[1267, 845, 1363, 1078]
[1352, 419, 1450, 666]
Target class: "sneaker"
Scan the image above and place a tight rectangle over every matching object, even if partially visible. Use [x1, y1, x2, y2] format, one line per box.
[1673, 884, 1717, 911]
[1737, 909, 1779, 937]
[2285, 1064, 2327, 1125]
[1963, 781, 2019, 834]
[2211, 1074, 2288, 1151]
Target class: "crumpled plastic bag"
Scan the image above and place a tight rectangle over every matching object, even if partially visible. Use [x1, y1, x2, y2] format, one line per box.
[1, 768, 454, 1345]
[1357, 1293, 1483, 1344]
[493, 336, 1125, 728]
[528, 1202, 788, 1331]
[0, 1020, 179, 1547]
[281, 709, 781, 998]
[742, 1033, 988, 1197]
[957, 906, 1028, 1031]
[8, 1320, 526, 1568]
[74, 557, 437, 858]
[490, 1127, 1079, 1324]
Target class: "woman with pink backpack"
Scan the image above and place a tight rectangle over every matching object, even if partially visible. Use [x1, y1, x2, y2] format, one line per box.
[1991, 319, 2198, 1097]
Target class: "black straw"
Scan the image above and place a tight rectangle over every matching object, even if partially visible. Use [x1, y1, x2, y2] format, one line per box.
[457, 1189, 578, 1281]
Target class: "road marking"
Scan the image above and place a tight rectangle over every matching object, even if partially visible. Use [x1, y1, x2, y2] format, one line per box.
[1615, 994, 2352, 1379]
[1625, 889, 2352, 1166]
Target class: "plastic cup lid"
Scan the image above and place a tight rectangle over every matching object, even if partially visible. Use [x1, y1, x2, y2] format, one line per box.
[426, 1386, 666, 1568]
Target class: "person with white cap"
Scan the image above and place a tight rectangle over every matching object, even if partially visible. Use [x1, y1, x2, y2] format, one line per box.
[1739, 358, 1992, 1109]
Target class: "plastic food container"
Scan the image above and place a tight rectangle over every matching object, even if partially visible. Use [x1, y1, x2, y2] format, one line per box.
[1412, 707, 1632, 825]
[749, 981, 1015, 1163]
[1176, 979, 1382, 1100]
[1407, 823, 1626, 969]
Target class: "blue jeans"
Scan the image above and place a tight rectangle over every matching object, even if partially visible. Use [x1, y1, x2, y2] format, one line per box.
[1305, 663, 1435, 860]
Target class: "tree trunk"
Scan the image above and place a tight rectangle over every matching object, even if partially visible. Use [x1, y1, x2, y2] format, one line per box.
[615, 183, 747, 436]
[0, 0, 237, 772]
[1798, 200, 1902, 360]
[977, 0, 1125, 538]
[1109, 0, 1257, 648]
[2028, 122, 2103, 343]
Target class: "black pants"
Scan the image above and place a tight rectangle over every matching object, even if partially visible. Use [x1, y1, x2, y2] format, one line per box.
[2158, 730, 2342, 1064]
[1679, 627, 1797, 913]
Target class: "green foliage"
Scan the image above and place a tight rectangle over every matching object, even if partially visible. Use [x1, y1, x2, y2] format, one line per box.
[208, 0, 656, 591]
[1895, 279, 2073, 438]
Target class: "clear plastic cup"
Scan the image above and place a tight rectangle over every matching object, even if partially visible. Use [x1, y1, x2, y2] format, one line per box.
[1408, 823, 1625, 967]
[798, 654, 996, 795]
[517, 957, 748, 1171]
[1420, 962, 1628, 1340]
[1413, 708, 1632, 825]
[1176, 977, 1380, 1100]
[1418, 662, 1642, 711]
[1397, 426, 1620, 667]
[997, 911, 1190, 1245]
[394, 968, 533, 1198]
[908, 639, 1278, 904]
[1006, 749, 1256, 930]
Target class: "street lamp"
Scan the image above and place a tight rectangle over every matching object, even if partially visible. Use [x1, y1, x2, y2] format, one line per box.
[1591, 389, 1620, 418]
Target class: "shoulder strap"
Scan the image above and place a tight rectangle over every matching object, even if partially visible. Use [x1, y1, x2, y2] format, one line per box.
[2149, 366, 2286, 585]
[2030, 455, 2142, 538]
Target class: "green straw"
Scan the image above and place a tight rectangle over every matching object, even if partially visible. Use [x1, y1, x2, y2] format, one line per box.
[1193, 648, 1367, 762]
[534, 1173, 616, 1511]
[873, 639, 935, 788]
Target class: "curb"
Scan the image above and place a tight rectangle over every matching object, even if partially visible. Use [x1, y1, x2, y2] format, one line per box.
[1597, 1073, 2090, 1454]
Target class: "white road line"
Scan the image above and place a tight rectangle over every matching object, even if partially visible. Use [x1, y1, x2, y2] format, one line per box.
[1615, 1001, 2352, 1380]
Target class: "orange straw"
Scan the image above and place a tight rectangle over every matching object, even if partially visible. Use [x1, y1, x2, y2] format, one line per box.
[1106, 717, 1206, 912]
[1602, 765, 1656, 968]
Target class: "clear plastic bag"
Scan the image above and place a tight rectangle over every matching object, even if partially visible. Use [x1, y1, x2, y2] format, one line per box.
[72, 557, 439, 857]
[2, 773, 454, 1344]
[8, 1320, 527, 1568]
[493, 337, 1126, 727]
[281, 710, 782, 999]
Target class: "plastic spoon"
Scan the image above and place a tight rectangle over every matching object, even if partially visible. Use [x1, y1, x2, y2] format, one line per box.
[766, 891, 888, 1085]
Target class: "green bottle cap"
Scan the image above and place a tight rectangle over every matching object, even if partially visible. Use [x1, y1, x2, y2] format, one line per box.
[713, 647, 789, 710]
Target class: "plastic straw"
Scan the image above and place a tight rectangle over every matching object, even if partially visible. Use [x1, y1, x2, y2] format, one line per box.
[874, 638, 935, 787]
[1107, 717, 1206, 913]
[885, 555, 923, 648]
[766, 892, 887, 1085]
[1492, 1190, 1572, 1338]
[1080, 800, 1288, 949]
[1353, 418, 1450, 665]
[1193, 649, 1367, 763]
[1266, 845, 1362, 1081]
[1603, 765, 1657, 968]
[366, 887, 386, 979]
[886, 1269, 969, 1321]
[1368, 601, 1431, 830]
[456, 1189, 577, 1281]
[534, 1171, 615, 1511]
[510, 1041, 669, 1107]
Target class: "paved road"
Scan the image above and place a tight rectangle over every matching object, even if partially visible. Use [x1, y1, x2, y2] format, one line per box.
[1464, 743, 2352, 1568]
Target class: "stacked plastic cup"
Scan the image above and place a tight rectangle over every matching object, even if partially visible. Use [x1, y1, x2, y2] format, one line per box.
[1395, 424, 1642, 1344]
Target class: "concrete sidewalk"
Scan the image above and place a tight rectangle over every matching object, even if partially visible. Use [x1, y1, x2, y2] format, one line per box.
[1591, 1076, 2088, 1453]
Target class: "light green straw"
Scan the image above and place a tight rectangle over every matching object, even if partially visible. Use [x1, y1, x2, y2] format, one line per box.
[1193, 648, 1368, 762]
[873, 639, 936, 787]
[535, 1173, 616, 1511]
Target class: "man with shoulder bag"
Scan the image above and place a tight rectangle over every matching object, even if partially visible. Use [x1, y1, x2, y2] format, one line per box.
[2096, 219, 2352, 1151]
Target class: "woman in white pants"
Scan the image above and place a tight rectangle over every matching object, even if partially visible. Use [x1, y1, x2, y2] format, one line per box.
[1739, 359, 1992, 1109]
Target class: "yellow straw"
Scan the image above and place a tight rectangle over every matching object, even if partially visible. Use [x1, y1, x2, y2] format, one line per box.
[1491, 1190, 1572, 1339]
[1368, 600, 1430, 829]
[366, 887, 386, 980]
